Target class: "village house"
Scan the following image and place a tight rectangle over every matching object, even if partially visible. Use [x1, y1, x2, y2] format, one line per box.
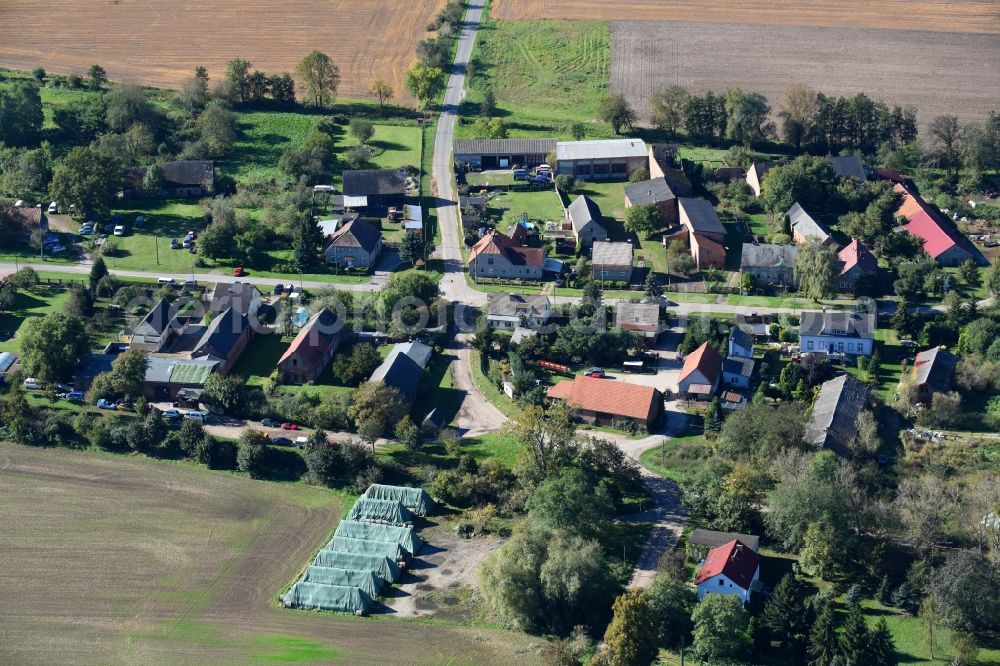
[546, 375, 663, 431]
[486, 294, 551, 331]
[623, 177, 678, 226]
[615, 302, 661, 338]
[679, 198, 726, 269]
[740, 243, 798, 290]
[591, 241, 634, 283]
[723, 327, 755, 389]
[909, 346, 958, 404]
[556, 139, 648, 180]
[0, 205, 47, 244]
[324, 218, 383, 270]
[678, 342, 723, 399]
[468, 229, 545, 280]
[799, 311, 875, 357]
[128, 299, 178, 352]
[805, 374, 870, 453]
[276, 308, 343, 384]
[122, 160, 215, 198]
[837, 238, 878, 292]
[695, 539, 761, 603]
[566, 195, 608, 247]
[453, 138, 556, 170]
[893, 182, 984, 266]
[830, 155, 867, 182]
[787, 203, 833, 246]
[647, 143, 693, 196]
[728, 327, 754, 360]
[191, 307, 253, 376]
[342, 168, 407, 211]
[689, 529, 760, 554]
[745, 162, 774, 197]
[208, 282, 261, 319]
[368, 341, 432, 405]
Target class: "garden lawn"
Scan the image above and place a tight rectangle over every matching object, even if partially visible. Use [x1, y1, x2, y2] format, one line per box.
[460, 20, 612, 138]
[0, 285, 71, 354]
[223, 111, 319, 184]
[572, 180, 628, 223]
[462, 433, 521, 468]
[639, 434, 712, 483]
[493, 188, 565, 229]
[468, 349, 521, 418]
[104, 200, 207, 273]
[332, 124, 422, 181]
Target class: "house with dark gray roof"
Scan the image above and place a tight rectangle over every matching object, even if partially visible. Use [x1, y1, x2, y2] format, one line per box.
[624, 177, 678, 226]
[788, 203, 833, 246]
[616, 302, 661, 338]
[567, 195, 608, 247]
[647, 143, 693, 196]
[487, 294, 551, 330]
[679, 198, 726, 269]
[342, 169, 407, 209]
[799, 311, 875, 357]
[723, 356, 755, 388]
[689, 529, 760, 553]
[592, 241, 634, 282]
[209, 282, 261, 318]
[806, 375, 869, 453]
[453, 138, 556, 169]
[910, 347, 958, 403]
[123, 160, 215, 198]
[129, 299, 177, 352]
[192, 307, 252, 375]
[324, 219, 383, 269]
[729, 327, 754, 360]
[741, 243, 798, 289]
[369, 348, 424, 405]
[831, 156, 867, 183]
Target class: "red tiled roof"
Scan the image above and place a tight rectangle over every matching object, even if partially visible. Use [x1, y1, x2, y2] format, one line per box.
[468, 229, 544, 267]
[838, 239, 878, 276]
[893, 183, 972, 260]
[695, 539, 760, 588]
[546, 375, 660, 421]
[277, 308, 340, 368]
[679, 342, 722, 384]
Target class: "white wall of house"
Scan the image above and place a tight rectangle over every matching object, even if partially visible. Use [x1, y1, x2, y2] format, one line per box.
[697, 572, 755, 603]
[729, 339, 753, 360]
[678, 369, 719, 395]
[723, 371, 750, 388]
[800, 334, 873, 356]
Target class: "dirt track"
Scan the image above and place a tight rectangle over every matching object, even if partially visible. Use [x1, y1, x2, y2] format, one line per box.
[610, 20, 1000, 126]
[493, 0, 1000, 34]
[0, 445, 540, 665]
[0, 0, 446, 102]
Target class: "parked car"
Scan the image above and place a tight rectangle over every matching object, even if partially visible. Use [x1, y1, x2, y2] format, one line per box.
[157, 277, 177, 286]
[182, 237, 193, 248]
[261, 418, 279, 427]
[183, 278, 198, 287]
[272, 436, 293, 446]
[272, 284, 285, 295]
[280, 422, 298, 430]
[170, 238, 180, 249]
[512, 168, 529, 181]
[97, 398, 117, 410]
[184, 411, 207, 422]
[48, 201, 59, 214]
[160, 409, 182, 420]
[116, 401, 133, 411]
[22, 377, 43, 390]
[232, 266, 246, 277]
[79, 224, 94, 235]
[113, 225, 126, 236]
[294, 436, 309, 448]
[584, 368, 606, 378]
[66, 390, 85, 401]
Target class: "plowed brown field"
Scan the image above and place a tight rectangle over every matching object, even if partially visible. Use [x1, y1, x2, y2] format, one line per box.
[610, 21, 1000, 126]
[0, 445, 539, 665]
[0, 0, 446, 102]
[493, 0, 1000, 34]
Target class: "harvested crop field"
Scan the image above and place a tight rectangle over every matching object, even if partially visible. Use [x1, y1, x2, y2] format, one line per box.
[609, 21, 1000, 126]
[0, 445, 540, 665]
[0, 0, 446, 102]
[493, 0, 1000, 35]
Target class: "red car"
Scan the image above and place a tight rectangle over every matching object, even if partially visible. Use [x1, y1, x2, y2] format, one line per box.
[232, 266, 245, 277]
[281, 422, 298, 430]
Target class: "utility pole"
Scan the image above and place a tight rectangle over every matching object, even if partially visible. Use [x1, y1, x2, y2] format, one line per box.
[154, 234, 159, 265]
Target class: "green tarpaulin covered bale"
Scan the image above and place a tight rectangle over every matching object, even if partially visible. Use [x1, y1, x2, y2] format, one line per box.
[326, 536, 407, 562]
[362, 483, 434, 516]
[282, 582, 373, 614]
[312, 550, 402, 583]
[302, 566, 383, 598]
[347, 498, 415, 526]
[335, 520, 423, 556]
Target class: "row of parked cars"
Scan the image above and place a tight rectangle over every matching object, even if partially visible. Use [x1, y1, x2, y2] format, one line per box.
[22, 377, 83, 400]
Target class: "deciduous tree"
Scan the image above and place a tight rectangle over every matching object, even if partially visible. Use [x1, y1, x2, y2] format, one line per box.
[595, 588, 660, 666]
[599, 95, 637, 134]
[368, 78, 394, 110]
[406, 65, 445, 110]
[650, 85, 689, 134]
[691, 594, 750, 663]
[795, 240, 839, 300]
[20, 313, 89, 381]
[49, 145, 122, 220]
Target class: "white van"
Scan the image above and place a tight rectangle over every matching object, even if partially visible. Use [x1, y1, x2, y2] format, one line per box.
[183, 410, 207, 423]
[23, 377, 43, 390]
[157, 277, 177, 286]
[113, 225, 125, 236]
[48, 201, 59, 214]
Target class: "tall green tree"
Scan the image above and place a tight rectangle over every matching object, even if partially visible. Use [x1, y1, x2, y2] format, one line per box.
[197, 101, 237, 158]
[225, 58, 252, 103]
[596, 589, 660, 666]
[624, 203, 663, 237]
[405, 64, 444, 110]
[236, 430, 269, 479]
[763, 572, 811, 659]
[795, 240, 839, 301]
[691, 594, 751, 663]
[0, 81, 44, 147]
[807, 597, 839, 666]
[599, 95, 637, 134]
[19, 313, 89, 381]
[296, 51, 340, 107]
[724, 88, 772, 145]
[399, 231, 426, 267]
[527, 468, 614, 539]
[87, 64, 108, 90]
[49, 146, 122, 220]
[869, 618, 899, 666]
[89, 256, 109, 294]
[839, 606, 872, 665]
[650, 85, 689, 134]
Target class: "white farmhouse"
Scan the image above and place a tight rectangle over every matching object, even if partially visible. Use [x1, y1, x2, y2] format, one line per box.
[695, 539, 761, 604]
[799, 311, 875, 357]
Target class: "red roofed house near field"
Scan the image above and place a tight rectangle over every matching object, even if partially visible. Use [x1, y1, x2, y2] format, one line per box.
[677, 342, 722, 399]
[546, 375, 663, 431]
[468, 229, 545, 281]
[837, 238, 878, 292]
[695, 539, 761, 603]
[893, 183, 983, 266]
[276, 308, 343, 384]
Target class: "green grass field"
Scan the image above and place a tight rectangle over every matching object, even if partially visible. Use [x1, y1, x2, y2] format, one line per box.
[492, 188, 565, 229]
[571, 181, 628, 222]
[639, 435, 711, 483]
[461, 20, 612, 138]
[0, 284, 124, 356]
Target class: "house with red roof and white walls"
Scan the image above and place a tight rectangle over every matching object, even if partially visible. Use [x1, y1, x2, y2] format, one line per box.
[695, 539, 761, 604]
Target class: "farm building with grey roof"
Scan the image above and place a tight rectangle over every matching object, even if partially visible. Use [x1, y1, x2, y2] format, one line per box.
[454, 138, 556, 169]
